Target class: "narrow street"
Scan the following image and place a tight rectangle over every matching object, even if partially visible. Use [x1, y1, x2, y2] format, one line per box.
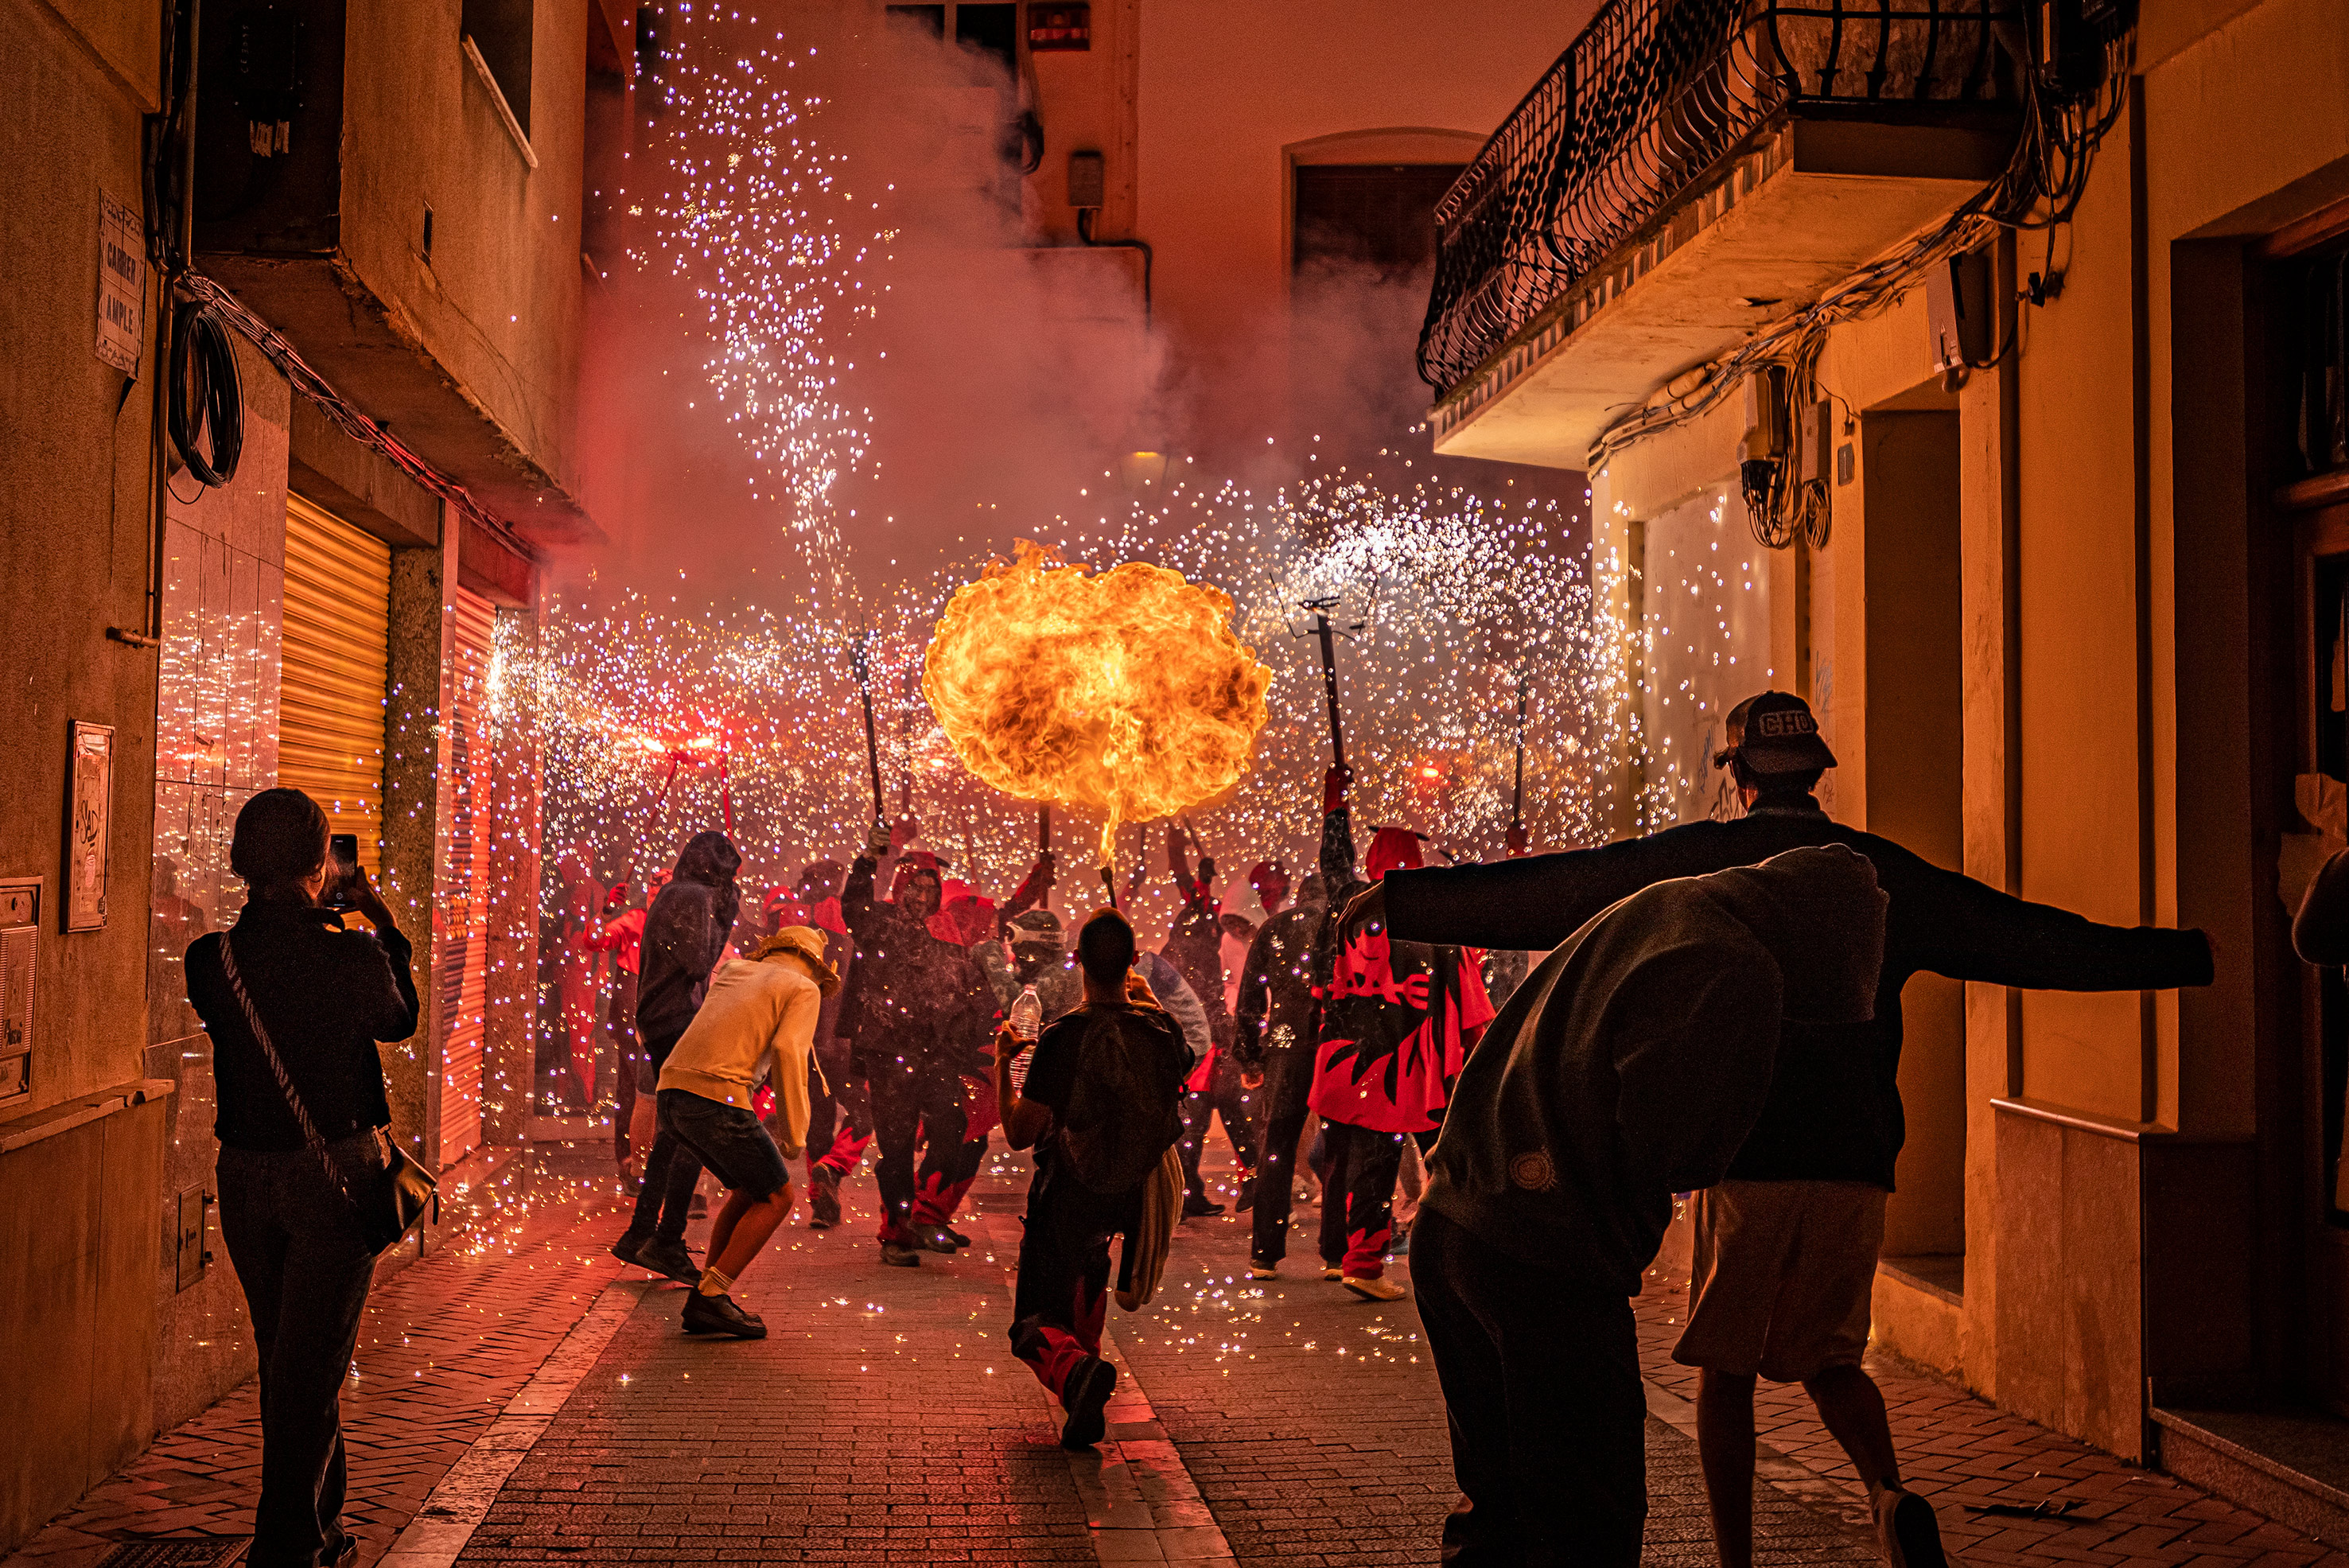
[8, 1143, 2342, 1568]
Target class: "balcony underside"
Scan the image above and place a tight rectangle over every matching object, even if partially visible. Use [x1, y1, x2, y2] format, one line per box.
[1429, 115, 2009, 469]
[200, 251, 598, 548]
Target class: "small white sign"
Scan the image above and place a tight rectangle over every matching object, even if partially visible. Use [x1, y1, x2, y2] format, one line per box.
[95, 190, 145, 374]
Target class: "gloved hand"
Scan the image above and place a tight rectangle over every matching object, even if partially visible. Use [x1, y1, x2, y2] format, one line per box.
[1032, 850, 1056, 889]
[1197, 856, 1216, 886]
[1323, 763, 1353, 815]
[602, 883, 628, 911]
[1505, 821, 1530, 857]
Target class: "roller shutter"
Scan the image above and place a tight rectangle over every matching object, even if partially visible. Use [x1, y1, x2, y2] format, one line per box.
[438, 589, 496, 1168]
[280, 494, 390, 885]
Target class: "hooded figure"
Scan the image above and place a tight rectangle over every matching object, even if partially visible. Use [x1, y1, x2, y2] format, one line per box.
[841, 838, 998, 1260]
[612, 831, 744, 1286]
[635, 831, 744, 1054]
[1410, 846, 1888, 1568]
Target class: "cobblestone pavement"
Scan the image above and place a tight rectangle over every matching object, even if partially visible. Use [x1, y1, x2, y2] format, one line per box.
[15, 1137, 2349, 1566]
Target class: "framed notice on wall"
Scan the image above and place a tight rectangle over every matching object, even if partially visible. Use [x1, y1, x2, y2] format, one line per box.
[66, 722, 114, 932]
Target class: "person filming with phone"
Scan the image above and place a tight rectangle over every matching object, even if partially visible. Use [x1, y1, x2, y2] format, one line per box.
[184, 789, 423, 1568]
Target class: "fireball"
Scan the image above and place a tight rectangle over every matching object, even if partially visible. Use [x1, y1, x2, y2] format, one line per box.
[924, 542, 1272, 862]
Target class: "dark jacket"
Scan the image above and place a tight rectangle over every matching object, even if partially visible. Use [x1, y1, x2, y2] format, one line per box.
[186, 901, 420, 1152]
[1386, 796, 2215, 1187]
[635, 831, 742, 1059]
[1422, 846, 1888, 1291]
[1232, 899, 1328, 1071]
[839, 854, 994, 1073]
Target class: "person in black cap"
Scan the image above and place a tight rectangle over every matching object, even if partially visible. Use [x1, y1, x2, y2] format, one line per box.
[1351, 688, 2216, 1568]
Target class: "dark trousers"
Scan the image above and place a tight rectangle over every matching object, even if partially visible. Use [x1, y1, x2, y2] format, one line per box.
[807, 1041, 873, 1181]
[1008, 1174, 1130, 1402]
[621, 1029, 699, 1244]
[1249, 1048, 1315, 1266]
[868, 1050, 970, 1243]
[1177, 1049, 1262, 1200]
[609, 971, 639, 1164]
[1411, 1208, 1647, 1568]
[216, 1140, 379, 1568]
[1318, 1119, 1408, 1278]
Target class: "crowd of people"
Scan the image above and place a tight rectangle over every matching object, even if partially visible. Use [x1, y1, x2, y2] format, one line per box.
[187, 687, 2230, 1568]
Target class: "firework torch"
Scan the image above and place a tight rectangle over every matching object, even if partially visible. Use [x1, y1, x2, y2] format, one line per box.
[850, 634, 885, 832]
[1508, 661, 1532, 858]
[1037, 803, 1052, 909]
[1300, 596, 1349, 773]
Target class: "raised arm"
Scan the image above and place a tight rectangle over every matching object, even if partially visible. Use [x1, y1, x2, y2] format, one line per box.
[1903, 851, 2212, 991]
[1383, 832, 1710, 951]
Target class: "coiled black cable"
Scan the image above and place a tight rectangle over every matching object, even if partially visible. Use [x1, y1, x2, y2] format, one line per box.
[169, 299, 243, 486]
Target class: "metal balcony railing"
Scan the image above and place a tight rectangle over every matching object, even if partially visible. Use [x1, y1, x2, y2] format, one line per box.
[1417, 0, 2016, 393]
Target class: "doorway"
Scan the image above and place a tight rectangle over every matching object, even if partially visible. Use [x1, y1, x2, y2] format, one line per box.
[1862, 400, 1967, 1288]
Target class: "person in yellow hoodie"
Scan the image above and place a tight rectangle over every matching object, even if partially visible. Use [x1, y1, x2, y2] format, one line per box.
[655, 924, 838, 1338]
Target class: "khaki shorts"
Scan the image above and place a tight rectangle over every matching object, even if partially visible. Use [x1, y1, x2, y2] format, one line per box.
[1671, 1179, 1886, 1383]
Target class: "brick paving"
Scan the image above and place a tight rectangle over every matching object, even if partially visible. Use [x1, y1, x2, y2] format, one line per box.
[4, 1153, 635, 1568]
[17, 1133, 2349, 1567]
[1119, 1180, 1873, 1566]
[1631, 1274, 2349, 1568]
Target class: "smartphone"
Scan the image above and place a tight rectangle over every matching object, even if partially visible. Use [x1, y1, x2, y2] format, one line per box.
[324, 833, 360, 909]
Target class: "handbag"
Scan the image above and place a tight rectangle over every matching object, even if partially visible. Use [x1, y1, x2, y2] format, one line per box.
[220, 934, 438, 1255]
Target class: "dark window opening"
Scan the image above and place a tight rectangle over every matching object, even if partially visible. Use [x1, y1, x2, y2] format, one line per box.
[1293, 164, 1463, 283]
[954, 2, 1017, 76]
[462, 0, 534, 138]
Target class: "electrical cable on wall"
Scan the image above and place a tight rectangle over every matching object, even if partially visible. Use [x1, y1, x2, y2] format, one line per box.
[176, 272, 535, 558]
[1581, 8, 2137, 549]
[169, 300, 243, 486]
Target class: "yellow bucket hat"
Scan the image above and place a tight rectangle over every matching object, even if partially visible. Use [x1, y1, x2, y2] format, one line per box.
[752, 925, 841, 995]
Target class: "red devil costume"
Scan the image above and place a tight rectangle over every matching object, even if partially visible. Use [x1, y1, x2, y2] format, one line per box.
[1309, 777, 1494, 1291]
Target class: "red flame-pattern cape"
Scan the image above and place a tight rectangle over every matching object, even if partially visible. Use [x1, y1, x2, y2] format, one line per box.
[1309, 919, 1495, 1135]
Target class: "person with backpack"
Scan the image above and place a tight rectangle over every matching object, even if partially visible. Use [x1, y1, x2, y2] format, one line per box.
[995, 909, 1195, 1448]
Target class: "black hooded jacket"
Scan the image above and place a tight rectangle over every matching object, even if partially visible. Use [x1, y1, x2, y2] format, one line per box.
[1387, 796, 2214, 1187]
[634, 831, 742, 1060]
[839, 854, 994, 1074]
[1422, 846, 1888, 1292]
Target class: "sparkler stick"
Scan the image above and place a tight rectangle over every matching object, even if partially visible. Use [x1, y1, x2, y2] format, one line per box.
[1511, 661, 1529, 835]
[719, 741, 734, 837]
[1301, 597, 1348, 772]
[1036, 803, 1052, 909]
[849, 634, 885, 830]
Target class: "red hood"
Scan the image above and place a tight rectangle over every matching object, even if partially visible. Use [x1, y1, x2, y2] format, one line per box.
[1367, 827, 1425, 879]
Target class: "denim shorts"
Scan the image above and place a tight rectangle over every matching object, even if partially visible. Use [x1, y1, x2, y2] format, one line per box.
[656, 1088, 789, 1199]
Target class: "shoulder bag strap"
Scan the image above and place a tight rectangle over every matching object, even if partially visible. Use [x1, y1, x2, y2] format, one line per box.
[220, 932, 360, 1204]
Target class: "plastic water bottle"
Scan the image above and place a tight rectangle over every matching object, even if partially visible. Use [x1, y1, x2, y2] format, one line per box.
[1009, 984, 1043, 1091]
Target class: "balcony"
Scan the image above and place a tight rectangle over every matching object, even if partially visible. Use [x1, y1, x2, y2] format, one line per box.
[1419, 0, 2018, 467]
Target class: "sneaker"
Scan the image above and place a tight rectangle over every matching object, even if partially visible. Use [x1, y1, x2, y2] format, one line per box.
[1181, 1193, 1225, 1219]
[1059, 1355, 1118, 1449]
[1235, 1177, 1258, 1213]
[1874, 1488, 1947, 1568]
[808, 1173, 841, 1229]
[609, 1232, 652, 1270]
[880, 1241, 923, 1267]
[1247, 1263, 1278, 1280]
[680, 1290, 768, 1339]
[918, 1225, 959, 1255]
[1343, 1274, 1406, 1301]
[637, 1236, 702, 1285]
[944, 1227, 970, 1247]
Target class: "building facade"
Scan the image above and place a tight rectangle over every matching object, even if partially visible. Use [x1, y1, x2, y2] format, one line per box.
[1423, 0, 2349, 1520]
[0, 0, 633, 1550]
